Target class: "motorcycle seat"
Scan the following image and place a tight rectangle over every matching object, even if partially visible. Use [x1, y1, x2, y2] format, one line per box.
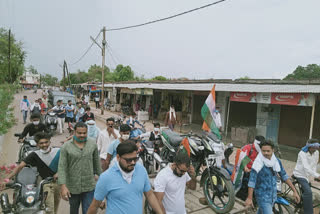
[161, 129, 183, 147]
[144, 141, 154, 148]
[16, 167, 37, 185]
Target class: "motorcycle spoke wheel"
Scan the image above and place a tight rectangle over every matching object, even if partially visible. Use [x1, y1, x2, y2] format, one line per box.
[273, 203, 294, 214]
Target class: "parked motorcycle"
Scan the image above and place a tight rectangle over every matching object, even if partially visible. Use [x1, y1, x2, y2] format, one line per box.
[160, 129, 235, 214]
[45, 112, 57, 135]
[114, 115, 125, 131]
[0, 167, 53, 214]
[14, 134, 38, 163]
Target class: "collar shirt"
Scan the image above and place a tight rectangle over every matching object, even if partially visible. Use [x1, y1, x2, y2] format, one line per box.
[97, 129, 120, 160]
[293, 150, 320, 182]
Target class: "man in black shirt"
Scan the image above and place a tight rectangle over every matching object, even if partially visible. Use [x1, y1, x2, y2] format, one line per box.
[81, 106, 95, 122]
[1, 132, 61, 214]
[18, 113, 49, 142]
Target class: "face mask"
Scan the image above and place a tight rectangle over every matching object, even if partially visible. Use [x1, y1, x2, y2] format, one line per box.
[35, 103, 39, 106]
[173, 167, 183, 177]
[214, 109, 219, 113]
[73, 135, 87, 143]
[33, 121, 40, 125]
[40, 147, 51, 154]
[154, 128, 160, 132]
[121, 134, 130, 140]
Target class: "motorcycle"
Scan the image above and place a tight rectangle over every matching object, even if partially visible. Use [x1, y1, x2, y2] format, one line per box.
[113, 115, 125, 131]
[0, 167, 53, 214]
[139, 139, 166, 175]
[160, 129, 235, 214]
[45, 112, 57, 135]
[14, 134, 38, 163]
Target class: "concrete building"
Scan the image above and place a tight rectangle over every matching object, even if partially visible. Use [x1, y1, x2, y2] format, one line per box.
[20, 72, 40, 89]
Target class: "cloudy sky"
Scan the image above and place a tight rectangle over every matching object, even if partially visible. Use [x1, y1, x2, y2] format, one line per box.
[1, 0, 320, 80]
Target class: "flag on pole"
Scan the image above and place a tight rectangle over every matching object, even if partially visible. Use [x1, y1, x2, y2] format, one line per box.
[201, 84, 221, 139]
[231, 149, 251, 192]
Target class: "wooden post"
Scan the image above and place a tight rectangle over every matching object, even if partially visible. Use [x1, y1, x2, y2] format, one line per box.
[309, 102, 316, 138]
[225, 96, 231, 140]
[101, 27, 106, 115]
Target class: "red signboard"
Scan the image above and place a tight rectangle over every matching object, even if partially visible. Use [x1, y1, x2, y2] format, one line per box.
[91, 86, 97, 91]
[271, 93, 309, 106]
[230, 92, 257, 103]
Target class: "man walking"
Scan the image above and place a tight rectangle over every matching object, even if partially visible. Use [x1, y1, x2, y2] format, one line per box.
[245, 141, 300, 213]
[20, 95, 30, 124]
[293, 139, 320, 214]
[165, 105, 177, 131]
[65, 100, 75, 124]
[49, 100, 65, 134]
[154, 152, 197, 214]
[96, 117, 120, 170]
[87, 141, 163, 214]
[74, 102, 85, 122]
[58, 122, 101, 214]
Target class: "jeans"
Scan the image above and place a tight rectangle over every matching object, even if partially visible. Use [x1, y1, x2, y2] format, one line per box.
[296, 177, 313, 214]
[69, 190, 94, 214]
[256, 202, 273, 214]
[22, 110, 28, 123]
[57, 117, 65, 134]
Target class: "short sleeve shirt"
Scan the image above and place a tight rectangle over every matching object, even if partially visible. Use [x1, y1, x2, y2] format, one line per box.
[154, 165, 191, 214]
[107, 139, 121, 159]
[94, 163, 151, 214]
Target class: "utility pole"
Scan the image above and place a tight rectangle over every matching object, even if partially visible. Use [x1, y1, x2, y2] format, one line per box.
[8, 29, 11, 83]
[63, 60, 66, 91]
[101, 27, 106, 115]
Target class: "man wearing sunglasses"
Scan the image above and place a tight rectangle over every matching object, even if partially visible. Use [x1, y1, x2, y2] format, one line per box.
[154, 152, 197, 214]
[87, 141, 164, 214]
[97, 117, 120, 170]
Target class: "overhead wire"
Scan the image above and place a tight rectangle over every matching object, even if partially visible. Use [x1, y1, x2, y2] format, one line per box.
[106, 0, 226, 32]
[69, 30, 102, 66]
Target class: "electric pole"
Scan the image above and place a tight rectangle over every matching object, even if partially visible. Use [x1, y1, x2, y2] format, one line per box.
[63, 60, 66, 91]
[8, 29, 11, 83]
[101, 27, 106, 115]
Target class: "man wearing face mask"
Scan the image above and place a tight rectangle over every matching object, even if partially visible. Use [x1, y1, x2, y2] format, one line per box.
[30, 99, 42, 116]
[87, 141, 164, 214]
[58, 122, 101, 214]
[1, 132, 61, 214]
[138, 123, 161, 141]
[154, 152, 197, 214]
[49, 100, 66, 135]
[85, 120, 100, 140]
[18, 113, 49, 142]
[213, 107, 222, 131]
[103, 124, 131, 171]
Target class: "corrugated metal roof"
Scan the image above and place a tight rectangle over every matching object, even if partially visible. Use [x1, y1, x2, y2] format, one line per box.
[101, 83, 320, 93]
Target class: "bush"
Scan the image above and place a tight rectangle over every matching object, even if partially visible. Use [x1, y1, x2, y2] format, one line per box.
[0, 84, 17, 135]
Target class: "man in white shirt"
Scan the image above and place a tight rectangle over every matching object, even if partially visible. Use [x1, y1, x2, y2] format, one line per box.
[293, 139, 320, 214]
[138, 123, 161, 141]
[154, 152, 197, 214]
[97, 117, 120, 171]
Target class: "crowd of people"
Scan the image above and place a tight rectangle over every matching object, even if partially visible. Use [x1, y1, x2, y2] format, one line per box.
[6, 92, 320, 214]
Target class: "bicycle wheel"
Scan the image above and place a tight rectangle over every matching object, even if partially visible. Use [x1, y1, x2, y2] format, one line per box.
[202, 172, 235, 213]
[273, 203, 294, 214]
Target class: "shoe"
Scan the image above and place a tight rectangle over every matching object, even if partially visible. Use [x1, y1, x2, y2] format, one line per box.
[199, 197, 208, 205]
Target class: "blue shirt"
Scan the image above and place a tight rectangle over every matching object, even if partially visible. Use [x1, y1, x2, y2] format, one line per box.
[65, 105, 74, 118]
[107, 139, 120, 159]
[248, 158, 289, 205]
[94, 163, 151, 214]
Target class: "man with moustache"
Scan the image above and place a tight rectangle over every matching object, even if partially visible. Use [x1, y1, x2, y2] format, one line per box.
[58, 122, 101, 214]
[87, 140, 163, 214]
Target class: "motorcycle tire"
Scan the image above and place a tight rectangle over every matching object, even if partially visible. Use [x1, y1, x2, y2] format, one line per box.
[273, 203, 294, 214]
[202, 172, 235, 214]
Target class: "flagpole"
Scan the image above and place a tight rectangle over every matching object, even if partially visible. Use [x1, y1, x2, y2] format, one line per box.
[225, 96, 231, 140]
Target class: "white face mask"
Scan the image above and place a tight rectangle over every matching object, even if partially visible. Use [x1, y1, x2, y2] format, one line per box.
[154, 128, 160, 132]
[121, 134, 130, 140]
[35, 103, 39, 106]
[40, 147, 51, 154]
[33, 121, 40, 125]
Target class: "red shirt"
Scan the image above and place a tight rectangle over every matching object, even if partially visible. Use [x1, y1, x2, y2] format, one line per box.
[241, 143, 258, 170]
[40, 102, 46, 113]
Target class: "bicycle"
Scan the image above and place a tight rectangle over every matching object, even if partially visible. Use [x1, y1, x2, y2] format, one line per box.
[280, 175, 320, 213]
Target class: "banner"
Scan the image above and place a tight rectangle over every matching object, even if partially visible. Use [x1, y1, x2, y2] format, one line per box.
[230, 92, 256, 103]
[271, 93, 314, 106]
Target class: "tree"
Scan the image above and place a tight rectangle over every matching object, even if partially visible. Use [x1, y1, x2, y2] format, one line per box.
[0, 28, 26, 83]
[26, 65, 38, 74]
[284, 64, 320, 80]
[238, 76, 250, 80]
[113, 64, 135, 81]
[151, 76, 167, 81]
[41, 73, 58, 86]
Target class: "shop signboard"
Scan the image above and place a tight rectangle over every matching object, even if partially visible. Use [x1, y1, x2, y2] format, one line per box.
[231, 92, 315, 106]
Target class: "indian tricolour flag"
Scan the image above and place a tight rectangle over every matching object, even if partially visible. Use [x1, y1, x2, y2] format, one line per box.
[231, 149, 251, 192]
[201, 84, 221, 139]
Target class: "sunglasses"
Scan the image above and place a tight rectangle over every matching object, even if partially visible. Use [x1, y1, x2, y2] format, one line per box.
[122, 156, 139, 164]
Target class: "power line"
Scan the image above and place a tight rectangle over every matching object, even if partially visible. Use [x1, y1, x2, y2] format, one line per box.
[106, 0, 226, 32]
[69, 30, 102, 66]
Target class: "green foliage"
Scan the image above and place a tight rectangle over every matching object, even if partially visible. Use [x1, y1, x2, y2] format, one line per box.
[0, 28, 26, 83]
[284, 64, 320, 80]
[0, 84, 17, 135]
[238, 76, 250, 80]
[113, 65, 135, 81]
[26, 65, 38, 74]
[41, 73, 58, 86]
[151, 76, 167, 81]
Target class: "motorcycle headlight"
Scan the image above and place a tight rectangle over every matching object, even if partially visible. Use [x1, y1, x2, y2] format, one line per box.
[26, 195, 34, 204]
